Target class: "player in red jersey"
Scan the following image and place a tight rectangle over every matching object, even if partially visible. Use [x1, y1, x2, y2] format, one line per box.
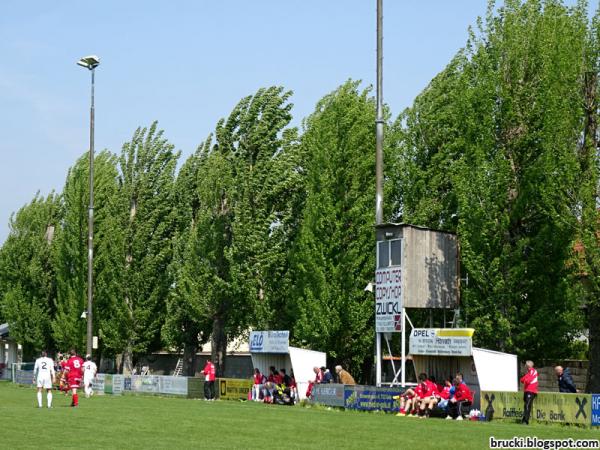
[63, 349, 85, 407]
[417, 375, 439, 418]
[56, 354, 69, 395]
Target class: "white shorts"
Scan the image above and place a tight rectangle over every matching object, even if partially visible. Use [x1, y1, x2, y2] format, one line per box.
[37, 375, 52, 389]
[84, 377, 94, 387]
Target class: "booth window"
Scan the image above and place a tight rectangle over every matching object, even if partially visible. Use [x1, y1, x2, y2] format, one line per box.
[377, 238, 402, 268]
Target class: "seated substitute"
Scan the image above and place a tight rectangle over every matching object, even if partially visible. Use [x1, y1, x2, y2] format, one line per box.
[416, 374, 438, 418]
[447, 377, 473, 420]
[395, 373, 430, 417]
[395, 386, 416, 416]
[436, 378, 453, 412]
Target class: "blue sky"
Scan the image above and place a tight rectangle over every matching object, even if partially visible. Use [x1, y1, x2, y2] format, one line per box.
[0, 1, 518, 243]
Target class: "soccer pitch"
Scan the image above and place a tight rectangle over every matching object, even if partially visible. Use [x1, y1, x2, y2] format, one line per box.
[1, 383, 598, 449]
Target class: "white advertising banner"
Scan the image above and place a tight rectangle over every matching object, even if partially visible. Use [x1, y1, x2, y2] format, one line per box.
[249, 331, 289, 353]
[375, 267, 402, 332]
[112, 375, 124, 395]
[159, 376, 188, 395]
[92, 373, 105, 395]
[409, 328, 472, 356]
[131, 375, 160, 393]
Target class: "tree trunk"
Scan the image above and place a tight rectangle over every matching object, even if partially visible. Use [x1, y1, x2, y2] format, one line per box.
[211, 317, 227, 377]
[582, 71, 599, 393]
[587, 302, 600, 392]
[121, 342, 134, 375]
[182, 339, 199, 377]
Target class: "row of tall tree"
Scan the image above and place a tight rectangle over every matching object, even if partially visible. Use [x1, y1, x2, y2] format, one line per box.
[0, 0, 598, 386]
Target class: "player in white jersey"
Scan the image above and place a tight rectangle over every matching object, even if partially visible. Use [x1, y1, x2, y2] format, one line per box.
[33, 351, 55, 408]
[82, 355, 98, 398]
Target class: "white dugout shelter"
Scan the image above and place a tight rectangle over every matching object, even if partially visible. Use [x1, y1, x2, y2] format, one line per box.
[249, 331, 326, 400]
[409, 328, 518, 409]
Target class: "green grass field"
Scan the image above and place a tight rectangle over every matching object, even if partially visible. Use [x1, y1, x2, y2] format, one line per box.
[1, 382, 598, 449]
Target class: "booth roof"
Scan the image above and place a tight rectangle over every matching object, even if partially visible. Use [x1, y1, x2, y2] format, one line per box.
[374, 222, 457, 236]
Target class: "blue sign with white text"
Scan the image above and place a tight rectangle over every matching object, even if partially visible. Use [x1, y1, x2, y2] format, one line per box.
[591, 394, 600, 426]
[344, 385, 402, 412]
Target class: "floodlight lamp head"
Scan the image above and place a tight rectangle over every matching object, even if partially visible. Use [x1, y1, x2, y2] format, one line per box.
[364, 282, 375, 293]
[80, 310, 87, 319]
[77, 55, 100, 70]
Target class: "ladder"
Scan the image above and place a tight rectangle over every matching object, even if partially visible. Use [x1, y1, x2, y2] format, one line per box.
[173, 358, 183, 377]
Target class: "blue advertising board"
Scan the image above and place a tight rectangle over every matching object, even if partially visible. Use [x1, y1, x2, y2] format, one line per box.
[344, 385, 402, 412]
[592, 394, 600, 426]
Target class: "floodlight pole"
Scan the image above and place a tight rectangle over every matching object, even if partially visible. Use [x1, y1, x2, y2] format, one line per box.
[375, 0, 384, 225]
[77, 56, 99, 358]
[82, 64, 97, 358]
[375, 0, 384, 387]
[87, 67, 95, 358]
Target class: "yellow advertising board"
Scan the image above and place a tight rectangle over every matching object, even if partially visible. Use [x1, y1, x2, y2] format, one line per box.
[218, 378, 253, 400]
[482, 391, 592, 427]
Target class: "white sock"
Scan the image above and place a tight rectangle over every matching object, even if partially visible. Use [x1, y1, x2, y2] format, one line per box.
[37, 392, 42, 407]
[47, 392, 52, 408]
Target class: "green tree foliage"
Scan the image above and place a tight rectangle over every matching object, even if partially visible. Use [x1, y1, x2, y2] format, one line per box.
[290, 81, 376, 380]
[98, 122, 180, 372]
[161, 143, 214, 375]
[164, 87, 301, 375]
[0, 193, 60, 358]
[391, 0, 593, 361]
[51, 151, 119, 353]
[580, 8, 600, 392]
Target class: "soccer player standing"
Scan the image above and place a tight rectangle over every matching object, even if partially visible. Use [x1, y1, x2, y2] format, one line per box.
[63, 349, 85, 407]
[33, 351, 55, 408]
[82, 355, 98, 398]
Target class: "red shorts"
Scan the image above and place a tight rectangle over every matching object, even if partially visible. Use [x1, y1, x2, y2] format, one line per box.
[68, 377, 81, 389]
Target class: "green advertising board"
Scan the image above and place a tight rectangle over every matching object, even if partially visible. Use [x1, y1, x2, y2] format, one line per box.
[104, 374, 113, 395]
[482, 391, 592, 427]
[187, 378, 205, 399]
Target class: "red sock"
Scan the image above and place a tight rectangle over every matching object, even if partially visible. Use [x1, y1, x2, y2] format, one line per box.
[73, 393, 78, 406]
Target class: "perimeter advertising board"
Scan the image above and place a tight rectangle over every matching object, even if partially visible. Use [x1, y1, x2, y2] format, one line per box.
[409, 328, 473, 357]
[187, 378, 205, 399]
[592, 395, 600, 426]
[130, 375, 160, 394]
[104, 374, 113, 394]
[103, 374, 124, 395]
[112, 375, 124, 395]
[92, 373, 105, 394]
[344, 385, 402, 412]
[249, 331, 289, 353]
[218, 378, 253, 400]
[311, 384, 345, 407]
[482, 391, 592, 426]
[159, 376, 188, 395]
[375, 267, 402, 333]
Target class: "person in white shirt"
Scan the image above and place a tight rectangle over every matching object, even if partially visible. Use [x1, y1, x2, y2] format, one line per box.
[33, 351, 55, 408]
[82, 355, 98, 398]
